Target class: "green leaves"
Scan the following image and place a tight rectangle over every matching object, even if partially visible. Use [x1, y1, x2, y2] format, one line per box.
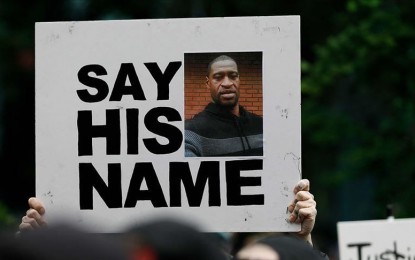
[302, 0, 415, 219]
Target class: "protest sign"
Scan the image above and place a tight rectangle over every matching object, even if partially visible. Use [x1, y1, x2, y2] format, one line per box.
[337, 218, 415, 260]
[35, 16, 301, 232]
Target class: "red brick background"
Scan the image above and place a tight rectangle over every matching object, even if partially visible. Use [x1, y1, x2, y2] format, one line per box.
[184, 52, 263, 120]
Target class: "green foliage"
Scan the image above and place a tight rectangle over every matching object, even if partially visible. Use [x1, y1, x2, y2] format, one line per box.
[302, 0, 415, 222]
[0, 202, 17, 229]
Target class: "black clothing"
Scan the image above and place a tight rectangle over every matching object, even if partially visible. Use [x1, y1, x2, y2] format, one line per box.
[1, 224, 127, 260]
[257, 235, 329, 260]
[185, 103, 263, 157]
[125, 219, 228, 260]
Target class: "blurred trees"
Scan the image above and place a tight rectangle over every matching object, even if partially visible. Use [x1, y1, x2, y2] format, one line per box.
[302, 0, 415, 250]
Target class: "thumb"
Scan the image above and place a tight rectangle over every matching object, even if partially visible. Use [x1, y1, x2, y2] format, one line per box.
[28, 197, 45, 215]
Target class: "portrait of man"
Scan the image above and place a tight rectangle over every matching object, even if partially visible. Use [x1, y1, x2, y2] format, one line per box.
[184, 52, 263, 157]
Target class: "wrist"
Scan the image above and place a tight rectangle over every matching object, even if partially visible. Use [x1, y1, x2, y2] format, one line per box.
[294, 233, 313, 246]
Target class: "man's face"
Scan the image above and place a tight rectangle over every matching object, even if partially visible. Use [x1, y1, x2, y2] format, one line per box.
[206, 59, 240, 108]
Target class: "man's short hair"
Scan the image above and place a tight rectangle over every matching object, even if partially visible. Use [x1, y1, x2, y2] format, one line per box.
[206, 55, 237, 76]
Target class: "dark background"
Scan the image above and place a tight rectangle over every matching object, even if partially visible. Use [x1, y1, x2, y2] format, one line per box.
[1, 1, 414, 259]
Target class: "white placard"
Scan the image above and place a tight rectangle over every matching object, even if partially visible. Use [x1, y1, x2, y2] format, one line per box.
[337, 218, 415, 260]
[35, 16, 301, 232]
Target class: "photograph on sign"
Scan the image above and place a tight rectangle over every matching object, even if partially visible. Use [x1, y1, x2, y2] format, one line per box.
[35, 16, 301, 232]
[184, 52, 263, 157]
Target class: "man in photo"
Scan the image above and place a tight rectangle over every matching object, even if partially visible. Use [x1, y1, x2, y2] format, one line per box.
[185, 55, 263, 157]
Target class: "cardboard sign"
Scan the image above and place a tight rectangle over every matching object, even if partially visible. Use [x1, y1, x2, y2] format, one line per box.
[337, 218, 415, 260]
[35, 16, 301, 232]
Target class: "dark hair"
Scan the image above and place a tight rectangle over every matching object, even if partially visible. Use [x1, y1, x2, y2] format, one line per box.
[125, 219, 229, 260]
[257, 235, 326, 260]
[0, 224, 127, 260]
[207, 55, 237, 76]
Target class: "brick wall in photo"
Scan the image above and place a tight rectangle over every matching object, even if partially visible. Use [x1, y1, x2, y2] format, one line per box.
[184, 52, 262, 120]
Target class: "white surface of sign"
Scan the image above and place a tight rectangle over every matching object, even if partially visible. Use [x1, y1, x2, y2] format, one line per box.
[35, 16, 301, 232]
[337, 218, 415, 260]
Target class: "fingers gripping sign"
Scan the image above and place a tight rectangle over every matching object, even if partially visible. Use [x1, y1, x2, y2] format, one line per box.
[287, 179, 311, 220]
[19, 197, 47, 232]
[28, 197, 46, 215]
[287, 179, 317, 245]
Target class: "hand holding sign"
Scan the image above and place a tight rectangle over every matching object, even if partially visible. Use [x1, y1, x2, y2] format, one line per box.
[19, 197, 47, 231]
[18, 179, 318, 242]
[287, 179, 317, 245]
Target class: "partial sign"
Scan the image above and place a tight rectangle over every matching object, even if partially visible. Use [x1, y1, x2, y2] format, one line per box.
[337, 218, 415, 260]
[35, 16, 301, 232]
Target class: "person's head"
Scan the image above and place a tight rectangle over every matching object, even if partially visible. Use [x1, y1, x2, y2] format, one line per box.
[124, 218, 229, 260]
[206, 55, 240, 110]
[236, 243, 279, 260]
[235, 235, 324, 260]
